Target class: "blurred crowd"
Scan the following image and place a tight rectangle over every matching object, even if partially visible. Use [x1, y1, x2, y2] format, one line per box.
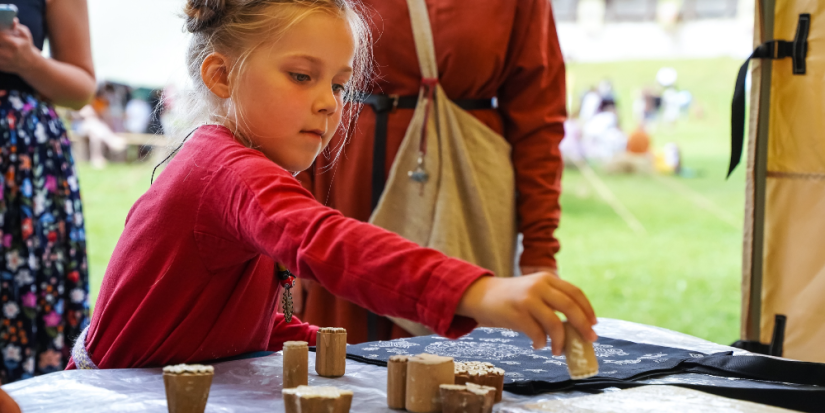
[63, 81, 170, 168]
[561, 67, 694, 176]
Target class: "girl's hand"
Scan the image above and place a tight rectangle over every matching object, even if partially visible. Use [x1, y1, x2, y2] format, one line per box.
[0, 19, 41, 75]
[455, 272, 598, 355]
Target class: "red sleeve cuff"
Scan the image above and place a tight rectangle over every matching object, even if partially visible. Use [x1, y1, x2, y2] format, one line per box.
[267, 314, 319, 351]
[416, 258, 492, 339]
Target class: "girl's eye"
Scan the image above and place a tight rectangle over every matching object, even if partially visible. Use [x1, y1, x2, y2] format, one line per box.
[332, 84, 346, 94]
[291, 73, 311, 82]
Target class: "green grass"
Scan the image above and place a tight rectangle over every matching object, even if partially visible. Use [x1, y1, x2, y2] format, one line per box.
[78, 163, 154, 311]
[558, 58, 746, 344]
[77, 57, 747, 345]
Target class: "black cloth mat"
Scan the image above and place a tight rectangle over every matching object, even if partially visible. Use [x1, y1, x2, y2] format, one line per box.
[344, 327, 825, 412]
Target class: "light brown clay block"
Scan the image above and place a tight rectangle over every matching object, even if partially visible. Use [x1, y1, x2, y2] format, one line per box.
[162, 364, 214, 413]
[315, 327, 347, 377]
[405, 353, 455, 413]
[283, 385, 353, 413]
[563, 321, 599, 380]
[440, 382, 495, 413]
[387, 355, 409, 409]
[454, 361, 505, 403]
[283, 341, 309, 388]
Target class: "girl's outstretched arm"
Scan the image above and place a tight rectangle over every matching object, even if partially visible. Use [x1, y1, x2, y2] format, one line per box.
[456, 271, 598, 355]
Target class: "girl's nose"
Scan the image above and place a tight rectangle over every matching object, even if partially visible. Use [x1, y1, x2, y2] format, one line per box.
[314, 88, 338, 115]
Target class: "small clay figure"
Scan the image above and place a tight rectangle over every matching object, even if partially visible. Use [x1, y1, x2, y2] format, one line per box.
[283, 385, 353, 413]
[454, 361, 505, 402]
[283, 341, 309, 388]
[563, 321, 599, 379]
[440, 382, 495, 413]
[387, 355, 409, 409]
[162, 364, 215, 413]
[315, 327, 347, 377]
[405, 353, 455, 413]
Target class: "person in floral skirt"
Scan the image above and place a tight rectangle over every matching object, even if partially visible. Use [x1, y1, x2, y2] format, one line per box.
[0, 0, 96, 383]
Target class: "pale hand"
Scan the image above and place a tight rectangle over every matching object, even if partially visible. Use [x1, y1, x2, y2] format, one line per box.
[455, 272, 598, 355]
[0, 19, 40, 75]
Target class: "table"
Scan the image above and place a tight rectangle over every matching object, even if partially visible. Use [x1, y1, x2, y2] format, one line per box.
[2, 318, 784, 412]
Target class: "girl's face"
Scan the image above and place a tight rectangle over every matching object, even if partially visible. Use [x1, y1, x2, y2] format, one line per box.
[232, 12, 355, 171]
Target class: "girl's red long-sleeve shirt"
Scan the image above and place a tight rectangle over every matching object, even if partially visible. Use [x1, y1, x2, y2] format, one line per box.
[69, 125, 488, 370]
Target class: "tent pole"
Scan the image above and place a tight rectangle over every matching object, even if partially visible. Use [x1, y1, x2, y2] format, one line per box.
[746, 0, 775, 342]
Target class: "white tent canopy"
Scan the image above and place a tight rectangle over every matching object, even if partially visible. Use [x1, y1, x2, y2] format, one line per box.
[88, 0, 190, 89]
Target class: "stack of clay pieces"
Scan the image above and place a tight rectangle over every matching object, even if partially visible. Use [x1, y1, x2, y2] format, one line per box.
[162, 364, 214, 413]
[283, 341, 309, 388]
[439, 382, 496, 413]
[387, 353, 455, 412]
[283, 385, 353, 413]
[563, 321, 599, 380]
[454, 361, 505, 402]
[315, 327, 347, 377]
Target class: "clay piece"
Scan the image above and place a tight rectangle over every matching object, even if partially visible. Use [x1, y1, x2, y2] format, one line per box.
[315, 327, 347, 377]
[454, 361, 505, 403]
[162, 364, 214, 413]
[283, 385, 354, 413]
[563, 322, 599, 380]
[440, 382, 496, 413]
[283, 341, 309, 388]
[405, 353, 455, 413]
[387, 355, 409, 409]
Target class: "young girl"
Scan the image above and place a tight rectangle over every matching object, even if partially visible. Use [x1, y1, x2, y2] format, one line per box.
[68, 0, 597, 370]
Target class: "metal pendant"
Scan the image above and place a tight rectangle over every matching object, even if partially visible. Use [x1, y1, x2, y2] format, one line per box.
[408, 155, 429, 183]
[282, 285, 294, 323]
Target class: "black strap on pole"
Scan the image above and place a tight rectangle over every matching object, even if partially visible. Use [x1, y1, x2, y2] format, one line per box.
[728, 13, 810, 178]
[360, 93, 496, 341]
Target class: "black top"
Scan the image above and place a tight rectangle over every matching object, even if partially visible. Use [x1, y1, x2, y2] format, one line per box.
[0, 0, 46, 93]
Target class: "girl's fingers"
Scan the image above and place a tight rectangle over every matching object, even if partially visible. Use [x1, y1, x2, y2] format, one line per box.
[548, 276, 598, 324]
[518, 313, 550, 351]
[544, 289, 597, 342]
[529, 304, 565, 355]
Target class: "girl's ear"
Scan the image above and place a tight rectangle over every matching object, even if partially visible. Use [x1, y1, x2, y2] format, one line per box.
[201, 53, 231, 99]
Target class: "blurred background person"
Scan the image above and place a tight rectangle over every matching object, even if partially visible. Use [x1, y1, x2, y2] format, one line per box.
[294, 0, 567, 343]
[0, 0, 95, 383]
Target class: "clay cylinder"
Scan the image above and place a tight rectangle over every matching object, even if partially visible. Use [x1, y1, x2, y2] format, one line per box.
[283, 385, 353, 413]
[162, 364, 214, 413]
[315, 327, 347, 377]
[440, 383, 495, 413]
[563, 321, 599, 380]
[387, 355, 409, 409]
[454, 361, 505, 403]
[283, 341, 309, 388]
[405, 353, 454, 413]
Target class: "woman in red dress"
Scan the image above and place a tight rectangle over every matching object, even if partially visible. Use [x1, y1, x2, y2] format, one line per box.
[296, 0, 566, 343]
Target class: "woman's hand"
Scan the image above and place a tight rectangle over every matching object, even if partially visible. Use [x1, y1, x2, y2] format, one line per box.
[0, 19, 42, 75]
[455, 272, 597, 355]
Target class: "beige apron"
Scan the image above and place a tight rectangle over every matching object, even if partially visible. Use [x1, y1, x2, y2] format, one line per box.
[369, 0, 517, 335]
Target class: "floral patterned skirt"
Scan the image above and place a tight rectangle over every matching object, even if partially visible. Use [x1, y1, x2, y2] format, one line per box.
[0, 90, 88, 383]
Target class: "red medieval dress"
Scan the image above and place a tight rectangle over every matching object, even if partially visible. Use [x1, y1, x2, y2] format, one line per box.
[295, 0, 566, 343]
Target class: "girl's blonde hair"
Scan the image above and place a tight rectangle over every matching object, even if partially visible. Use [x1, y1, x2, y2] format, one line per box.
[166, 0, 372, 166]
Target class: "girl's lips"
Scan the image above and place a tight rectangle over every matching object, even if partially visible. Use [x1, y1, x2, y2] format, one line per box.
[301, 129, 324, 137]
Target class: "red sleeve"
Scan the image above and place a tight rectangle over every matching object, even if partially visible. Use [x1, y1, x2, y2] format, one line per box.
[498, 0, 566, 269]
[267, 314, 319, 351]
[207, 160, 489, 339]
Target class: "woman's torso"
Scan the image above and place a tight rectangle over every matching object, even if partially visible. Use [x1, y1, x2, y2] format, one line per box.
[0, 0, 46, 93]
